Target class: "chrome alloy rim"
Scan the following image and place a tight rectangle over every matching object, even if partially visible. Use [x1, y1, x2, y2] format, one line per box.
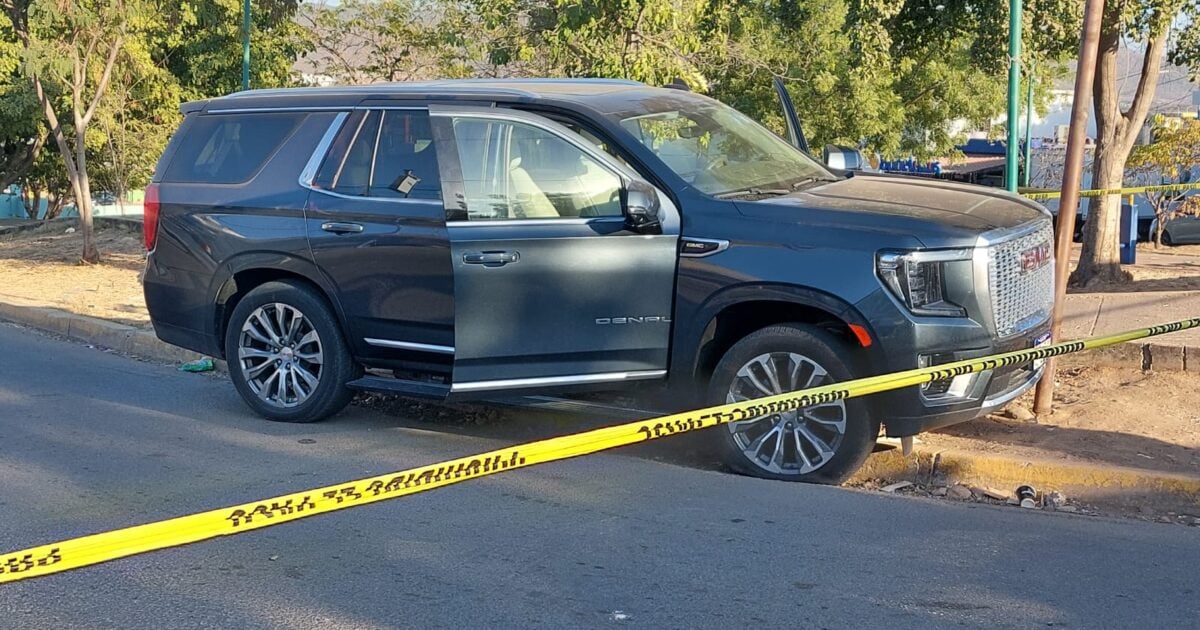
[238, 303, 323, 408]
[725, 352, 848, 475]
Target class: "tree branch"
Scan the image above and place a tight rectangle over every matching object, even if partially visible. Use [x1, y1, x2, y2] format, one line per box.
[81, 33, 123, 129]
[1119, 28, 1169, 152]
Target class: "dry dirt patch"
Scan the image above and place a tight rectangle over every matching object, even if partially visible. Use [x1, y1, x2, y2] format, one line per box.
[923, 359, 1200, 477]
[0, 223, 149, 328]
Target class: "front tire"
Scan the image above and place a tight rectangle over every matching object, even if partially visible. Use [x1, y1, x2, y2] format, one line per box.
[225, 280, 359, 423]
[707, 324, 877, 484]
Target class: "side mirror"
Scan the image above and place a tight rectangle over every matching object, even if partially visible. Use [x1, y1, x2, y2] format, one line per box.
[622, 180, 663, 235]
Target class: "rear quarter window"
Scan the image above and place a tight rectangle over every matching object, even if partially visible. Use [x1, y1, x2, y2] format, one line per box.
[162, 112, 306, 184]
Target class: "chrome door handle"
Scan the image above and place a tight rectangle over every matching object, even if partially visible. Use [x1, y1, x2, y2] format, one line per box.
[463, 251, 519, 266]
[321, 222, 364, 234]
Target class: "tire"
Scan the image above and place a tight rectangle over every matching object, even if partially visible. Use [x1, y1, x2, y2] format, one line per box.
[1162, 230, 1174, 247]
[224, 280, 359, 423]
[706, 324, 878, 485]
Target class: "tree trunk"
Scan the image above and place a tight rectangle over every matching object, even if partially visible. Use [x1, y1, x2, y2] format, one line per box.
[1155, 216, 1165, 248]
[1070, 14, 1168, 286]
[75, 139, 98, 263]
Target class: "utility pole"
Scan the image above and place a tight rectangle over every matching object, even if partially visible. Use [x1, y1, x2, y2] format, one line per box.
[1023, 76, 1034, 188]
[1005, 0, 1022, 192]
[241, 0, 251, 91]
[1032, 0, 1106, 416]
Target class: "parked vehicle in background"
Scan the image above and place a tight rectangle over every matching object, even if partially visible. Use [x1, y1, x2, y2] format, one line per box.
[1151, 213, 1200, 245]
[143, 79, 1054, 484]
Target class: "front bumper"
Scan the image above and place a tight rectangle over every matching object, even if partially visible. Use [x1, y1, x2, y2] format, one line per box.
[854, 288, 1050, 438]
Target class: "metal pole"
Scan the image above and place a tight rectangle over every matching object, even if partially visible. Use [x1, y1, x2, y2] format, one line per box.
[1032, 0, 1105, 416]
[241, 0, 251, 91]
[1023, 74, 1035, 188]
[1005, 0, 1022, 192]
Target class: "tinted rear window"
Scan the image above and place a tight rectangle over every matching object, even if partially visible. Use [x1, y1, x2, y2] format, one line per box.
[163, 112, 305, 184]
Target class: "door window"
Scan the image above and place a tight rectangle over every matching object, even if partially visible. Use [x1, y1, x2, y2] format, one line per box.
[314, 110, 441, 200]
[449, 117, 622, 221]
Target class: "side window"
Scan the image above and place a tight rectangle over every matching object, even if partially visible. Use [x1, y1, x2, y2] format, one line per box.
[450, 117, 623, 221]
[313, 109, 441, 200]
[163, 112, 305, 184]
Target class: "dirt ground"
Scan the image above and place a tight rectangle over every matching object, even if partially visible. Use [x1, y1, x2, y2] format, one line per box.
[922, 356, 1200, 478]
[1071, 242, 1200, 292]
[0, 223, 149, 327]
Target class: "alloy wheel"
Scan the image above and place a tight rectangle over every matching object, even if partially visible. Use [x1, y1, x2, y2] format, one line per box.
[238, 303, 324, 408]
[725, 352, 848, 475]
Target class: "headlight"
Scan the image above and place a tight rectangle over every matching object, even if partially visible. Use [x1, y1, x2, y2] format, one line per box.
[877, 249, 970, 317]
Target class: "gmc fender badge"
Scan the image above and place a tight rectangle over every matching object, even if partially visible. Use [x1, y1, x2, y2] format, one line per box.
[596, 316, 673, 325]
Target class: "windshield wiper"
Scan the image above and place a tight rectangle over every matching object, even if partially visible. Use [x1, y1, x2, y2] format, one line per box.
[714, 187, 790, 200]
[789, 177, 836, 191]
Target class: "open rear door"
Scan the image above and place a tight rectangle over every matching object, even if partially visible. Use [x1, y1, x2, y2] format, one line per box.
[773, 77, 810, 154]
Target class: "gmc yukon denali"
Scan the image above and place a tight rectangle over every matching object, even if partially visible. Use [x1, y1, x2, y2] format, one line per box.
[143, 79, 1054, 484]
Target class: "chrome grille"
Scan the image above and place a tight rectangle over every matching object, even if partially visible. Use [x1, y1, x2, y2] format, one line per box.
[987, 222, 1055, 337]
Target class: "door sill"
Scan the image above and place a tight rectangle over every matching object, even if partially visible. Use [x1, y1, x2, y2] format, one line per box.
[346, 376, 449, 399]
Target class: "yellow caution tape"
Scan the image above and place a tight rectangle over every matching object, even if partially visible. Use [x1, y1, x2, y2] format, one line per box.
[1023, 181, 1200, 200]
[2, 317, 1198, 584]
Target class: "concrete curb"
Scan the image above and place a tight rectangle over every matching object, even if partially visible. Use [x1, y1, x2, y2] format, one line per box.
[0, 299, 221, 370]
[853, 445, 1200, 513]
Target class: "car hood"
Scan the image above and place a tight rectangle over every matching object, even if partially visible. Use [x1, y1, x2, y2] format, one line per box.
[737, 174, 1050, 247]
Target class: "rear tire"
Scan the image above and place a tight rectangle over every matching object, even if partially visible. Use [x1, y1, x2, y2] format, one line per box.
[225, 280, 359, 423]
[707, 324, 877, 484]
[1162, 230, 1175, 246]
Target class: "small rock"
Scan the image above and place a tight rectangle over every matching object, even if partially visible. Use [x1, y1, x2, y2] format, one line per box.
[1004, 404, 1037, 422]
[1057, 505, 1077, 513]
[1045, 491, 1067, 509]
[881, 481, 913, 493]
[269, 555, 278, 561]
[1159, 516, 1173, 523]
[947, 485, 972, 501]
[609, 611, 631, 622]
[981, 487, 1010, 501]
[931, 486, 948, 497]
[64, 227, 75, 234]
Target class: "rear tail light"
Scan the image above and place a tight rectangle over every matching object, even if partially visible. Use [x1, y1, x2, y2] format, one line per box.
[143, 183, 160, 251]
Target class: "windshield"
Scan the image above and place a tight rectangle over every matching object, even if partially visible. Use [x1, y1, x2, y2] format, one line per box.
[612, 97, 834, 196]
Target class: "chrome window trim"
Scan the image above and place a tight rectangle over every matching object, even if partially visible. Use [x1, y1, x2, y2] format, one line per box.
[364, 338, 455, 354]
[446, 217, 626, 228]
[451, 369, 667, 393]
[298, 109, 443, 205]
[298, 112, 349, 188]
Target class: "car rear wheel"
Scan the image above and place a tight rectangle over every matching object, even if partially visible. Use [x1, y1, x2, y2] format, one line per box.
[707, 324, 877, 484]
[1163, 230, 1175, 246]
[225, 280, 359, 423]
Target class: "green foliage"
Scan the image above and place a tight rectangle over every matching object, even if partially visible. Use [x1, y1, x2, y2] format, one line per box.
[148, 0, 310, 98]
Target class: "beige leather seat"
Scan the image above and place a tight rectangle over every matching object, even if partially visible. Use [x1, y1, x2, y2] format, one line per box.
[506, 157, 559, 218]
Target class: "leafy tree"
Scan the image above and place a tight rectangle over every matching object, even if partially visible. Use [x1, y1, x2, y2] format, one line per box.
[3, 0, 131, 263]
[0, 16, 41, 192]
[301, 0, 455, 84]
[150, 0, 310, 99]
[1073, 1, 1200, 285]
[1127, 115, 1200, 247]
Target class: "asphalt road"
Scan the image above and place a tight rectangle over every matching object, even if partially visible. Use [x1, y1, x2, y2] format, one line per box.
[1, 322, 1198, 629]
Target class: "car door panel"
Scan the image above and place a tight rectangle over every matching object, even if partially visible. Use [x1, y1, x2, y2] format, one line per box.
[302, 108, 456, 362]
[430, 106, 680, 389]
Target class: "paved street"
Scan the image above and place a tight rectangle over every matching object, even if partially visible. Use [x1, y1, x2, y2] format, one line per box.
[0, 322, 1198, 629]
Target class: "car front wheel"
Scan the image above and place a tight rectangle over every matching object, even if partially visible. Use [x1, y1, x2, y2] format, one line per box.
[225, 280, 359, 423]
[708, 324, 877, 484]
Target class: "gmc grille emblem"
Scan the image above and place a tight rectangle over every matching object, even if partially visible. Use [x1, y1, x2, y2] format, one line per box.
[1020, 243, 1051, 273]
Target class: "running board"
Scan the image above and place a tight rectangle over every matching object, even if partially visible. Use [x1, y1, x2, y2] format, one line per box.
[484, 395, 666, 420]
[346, 376, 449, 399]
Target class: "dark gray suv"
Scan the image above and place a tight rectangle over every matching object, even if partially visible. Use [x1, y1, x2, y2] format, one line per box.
[143, 79, 1054, 484]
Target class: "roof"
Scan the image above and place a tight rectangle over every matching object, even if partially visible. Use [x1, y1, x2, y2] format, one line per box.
[222, 78, 649, 100]
[186, 78, 713, 118]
